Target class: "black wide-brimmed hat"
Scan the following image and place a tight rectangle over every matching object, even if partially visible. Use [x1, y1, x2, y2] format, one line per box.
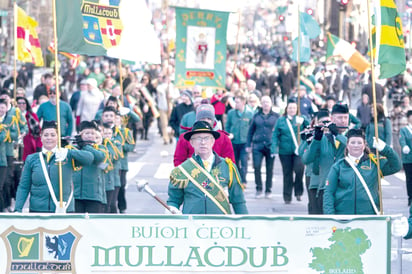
[184, 121, 220, 141]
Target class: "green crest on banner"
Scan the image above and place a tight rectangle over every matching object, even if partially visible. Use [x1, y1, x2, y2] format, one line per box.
[174, 7, 229, 89]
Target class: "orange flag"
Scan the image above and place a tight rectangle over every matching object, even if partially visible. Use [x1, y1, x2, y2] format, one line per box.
[16, 6, 44, 66]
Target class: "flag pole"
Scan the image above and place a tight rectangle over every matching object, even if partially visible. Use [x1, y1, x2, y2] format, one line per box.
[118, 58, 124, 107]
[231, 9, 242, 86]
[13, 1, 17, 102]
[366, 0, 383, 215]
[296, 5, 301, 145]
[52, 0, 64, 210]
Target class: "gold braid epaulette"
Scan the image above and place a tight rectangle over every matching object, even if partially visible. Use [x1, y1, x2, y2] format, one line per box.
[114, 127, 125, 145]
[225, 157, 244, 190]
[124, 128, 135, 144]
[104, 138, 124, 159]
[368, 153, 384, 178]
[170, 168, 189, 188]
[93, 144, 112, 172]
[65, 145, 83, 171]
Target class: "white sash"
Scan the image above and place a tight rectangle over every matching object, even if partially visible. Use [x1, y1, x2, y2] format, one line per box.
[286, 118, 299, 155]
[344, 157, 380, 215]
[406, 125, 412, 135]
[39, 153, 73, 213]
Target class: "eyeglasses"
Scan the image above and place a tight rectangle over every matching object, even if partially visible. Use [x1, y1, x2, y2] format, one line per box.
[191, 136, 213, 143]
[17, 101, 26, 105]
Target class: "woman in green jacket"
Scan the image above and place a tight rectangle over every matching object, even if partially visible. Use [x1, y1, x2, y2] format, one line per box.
[14, 121, 94, 213]
[324, 128, 401, 215]
[271, 99, 309, 204]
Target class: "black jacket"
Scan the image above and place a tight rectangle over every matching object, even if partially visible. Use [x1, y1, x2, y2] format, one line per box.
[169, 102, 194, 137]
[247, 108, 280, 149]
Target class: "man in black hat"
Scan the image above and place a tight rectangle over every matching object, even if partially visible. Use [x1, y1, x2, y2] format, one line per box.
[301, 103, 350, 214]
[167, 121, 248, 214]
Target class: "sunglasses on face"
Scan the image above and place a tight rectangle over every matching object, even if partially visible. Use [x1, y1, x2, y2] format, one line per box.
[17, 101, 26, 105]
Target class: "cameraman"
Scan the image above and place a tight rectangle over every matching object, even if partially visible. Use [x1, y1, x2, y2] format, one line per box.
[301, 103, 350, 214]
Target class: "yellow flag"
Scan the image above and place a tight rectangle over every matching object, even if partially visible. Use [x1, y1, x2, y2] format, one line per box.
[16, 6, 44, 66]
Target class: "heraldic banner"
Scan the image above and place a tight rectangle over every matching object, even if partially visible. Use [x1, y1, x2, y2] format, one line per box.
[55, 0, 161, 64]
[174, 7, 229, 90]
[0, 215, 391, 273]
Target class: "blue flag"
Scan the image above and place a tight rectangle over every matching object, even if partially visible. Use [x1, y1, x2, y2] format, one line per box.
[292, 12, 320, 62]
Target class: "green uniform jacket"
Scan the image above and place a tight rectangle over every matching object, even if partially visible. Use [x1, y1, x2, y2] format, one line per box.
[226, 108, 254, 144]
[303, 133, 347, 190]
[323, 145, 401, 215]
[3, 106, 24, 157]
[0, 121, 16, 165]
[399, 125, 412, 164]
[103, 138, 123, 190]
[179, 111, 196, 134]
[14, 149, 94, 212]
[271, 116, 309, 155]
[37, 101, 73, 137]
[167, 153, 248, 214]
[73, 144, 106, 203]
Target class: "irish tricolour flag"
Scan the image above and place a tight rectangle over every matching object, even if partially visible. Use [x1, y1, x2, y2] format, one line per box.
[326, 33, 370, 73]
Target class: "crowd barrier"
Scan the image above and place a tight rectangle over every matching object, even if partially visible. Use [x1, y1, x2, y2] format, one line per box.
[0, 214, 394, 273]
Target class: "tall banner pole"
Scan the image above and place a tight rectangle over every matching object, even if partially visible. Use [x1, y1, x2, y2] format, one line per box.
[231, 9, 242, 84]
[296, 5, 301, 145]
[13, 1, 17, 102]
[366, 0, 383, 215]
[118, 58, 124, 107]
[52, 0, 64, 210]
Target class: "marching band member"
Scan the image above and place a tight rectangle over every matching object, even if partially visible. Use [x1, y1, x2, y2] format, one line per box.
[14, 121, 93, 213]
[167, 121, 248, 214]
[72, 121, 106, 213]
[323, 129, 401, 214]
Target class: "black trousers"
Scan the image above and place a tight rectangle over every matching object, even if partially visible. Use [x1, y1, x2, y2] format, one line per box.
[252, 146, 275, 193]
[75, 199, 103, 213]
[0, 167, 7, 212]
[279, 154, 304, 202]
[3, 156, 14, 208]
[404, 163, 412, 204]
[118, 170, 127, 212]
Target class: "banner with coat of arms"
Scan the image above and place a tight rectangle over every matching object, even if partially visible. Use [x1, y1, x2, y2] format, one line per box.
[56, 0, 161, 64]
[174, 7, 229, 90]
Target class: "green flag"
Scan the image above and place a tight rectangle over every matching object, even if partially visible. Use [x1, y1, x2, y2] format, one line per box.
[56, 0, 160, 63]
[371, 0, 406, 79]
[174, 7, 229, 89]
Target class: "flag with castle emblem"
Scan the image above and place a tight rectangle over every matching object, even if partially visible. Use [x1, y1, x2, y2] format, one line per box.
[56, 0, 161, 64]
[16, 5, 44, 66]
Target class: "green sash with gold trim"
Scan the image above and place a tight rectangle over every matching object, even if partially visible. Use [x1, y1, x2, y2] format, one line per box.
[176, 158, 231, 214]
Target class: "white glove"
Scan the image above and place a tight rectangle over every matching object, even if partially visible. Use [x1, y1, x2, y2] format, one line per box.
[55, 148, 68, 162]
[98, 162, 109, 170]
[165, 206, 182, 215]
[296, 116, 304, 125]
[294, 147, 299, 156]
[228, 133, 234, 140]
[403, 146, 411, 154]
[391, 216, 409, 237]
[372, 137, 386, 152]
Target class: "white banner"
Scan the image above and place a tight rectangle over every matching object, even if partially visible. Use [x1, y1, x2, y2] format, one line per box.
[0, 214, 390, 273]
